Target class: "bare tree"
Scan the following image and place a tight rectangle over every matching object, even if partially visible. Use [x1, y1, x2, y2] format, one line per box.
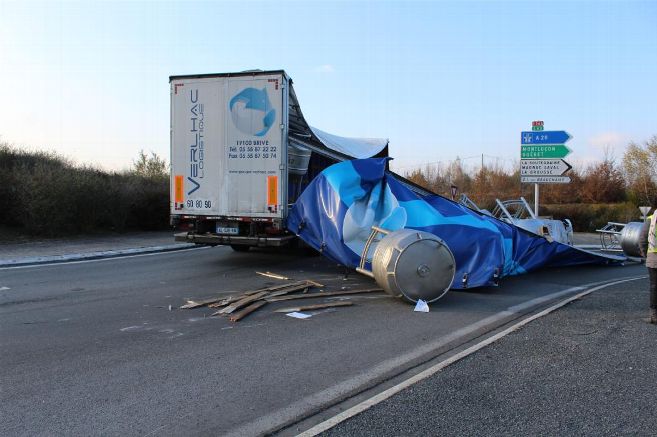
[580, 158, 626, 203]
[622, 136, 657, 205]
[133, 150, 168, 179]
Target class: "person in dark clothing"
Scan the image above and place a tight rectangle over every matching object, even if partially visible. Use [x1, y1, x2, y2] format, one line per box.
[638, 212, 657, 324]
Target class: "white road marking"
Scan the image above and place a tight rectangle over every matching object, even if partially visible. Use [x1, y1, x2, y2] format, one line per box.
[0, 286, 10, 290]
[297, 275, 646, 436]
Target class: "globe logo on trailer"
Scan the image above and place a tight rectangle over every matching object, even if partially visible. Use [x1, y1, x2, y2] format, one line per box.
[229, 87, 276, 137]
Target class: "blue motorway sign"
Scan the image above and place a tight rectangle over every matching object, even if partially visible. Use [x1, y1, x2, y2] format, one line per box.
[521, 130, 571, 145]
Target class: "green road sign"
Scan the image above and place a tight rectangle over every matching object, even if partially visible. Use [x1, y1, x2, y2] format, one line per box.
[520, 144, 571, 159]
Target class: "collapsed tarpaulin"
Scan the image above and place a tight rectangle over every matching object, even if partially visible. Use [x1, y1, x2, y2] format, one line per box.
[288, 158, 625, 290]
[308, 126, 388, 159]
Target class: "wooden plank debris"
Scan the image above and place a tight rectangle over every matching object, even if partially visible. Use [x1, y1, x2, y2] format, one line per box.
[207, 295, 242, 308]
[267, 283, 315, 295]
[229, 301, 268, 322]
[212, 291, 270, 316]
[266, 289, 300, 299]
[185, 280, 324, 309]
[266, 288, 383, 302]
[256, 271, 289, 280]
[274, 301, 354, 313]
[180, 296, 231, 309]
[261, 280, 320, 291]
[212, 284, 312, 314]
[181, 279, 345, 321]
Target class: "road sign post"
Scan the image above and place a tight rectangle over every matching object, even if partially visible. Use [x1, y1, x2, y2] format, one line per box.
[532, 120, 544, 131]
[521, 176, 572, 183]
[520, 159, 572, 176]
[521, 131, 572, 145]
[520, 125, 572, 215]
[535, 184, 538, 217]
[521, 145, 572, 159]
[535, 184, 539, 217]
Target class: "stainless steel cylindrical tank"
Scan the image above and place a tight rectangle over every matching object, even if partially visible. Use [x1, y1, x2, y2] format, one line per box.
[371, 229, 456, 303]
[288, 142, 312, 175]
[620, 221, 645, 257]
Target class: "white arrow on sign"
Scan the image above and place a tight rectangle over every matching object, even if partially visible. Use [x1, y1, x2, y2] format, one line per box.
[521, 176, 571, 184]
[520, 159, 572, 176]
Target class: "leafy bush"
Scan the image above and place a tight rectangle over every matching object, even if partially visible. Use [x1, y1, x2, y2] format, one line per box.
[0, 143, 169, 235]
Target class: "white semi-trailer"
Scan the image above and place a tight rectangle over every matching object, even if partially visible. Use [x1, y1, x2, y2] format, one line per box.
[170, 70, 413, 250]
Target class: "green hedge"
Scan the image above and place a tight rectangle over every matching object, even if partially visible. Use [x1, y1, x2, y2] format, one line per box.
[541, 202, 641, 232]
[0, 144, 169, 235]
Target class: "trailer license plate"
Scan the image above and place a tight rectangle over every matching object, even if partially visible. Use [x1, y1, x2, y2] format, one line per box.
[217, 226, 239, 235]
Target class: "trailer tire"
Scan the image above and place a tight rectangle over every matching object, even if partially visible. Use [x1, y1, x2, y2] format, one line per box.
[295, 239, 320, 256]
[230, 245, 250, 252]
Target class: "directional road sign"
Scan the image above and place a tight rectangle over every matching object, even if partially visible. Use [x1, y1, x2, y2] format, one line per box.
[520, 159, 572, 176]
[521, 145, 571, 159]
[521, 176, 571, 184]
[521, 131, 571, 145]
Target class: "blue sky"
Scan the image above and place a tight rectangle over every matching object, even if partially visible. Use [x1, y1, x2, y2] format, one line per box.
[0, 0, 655, 172]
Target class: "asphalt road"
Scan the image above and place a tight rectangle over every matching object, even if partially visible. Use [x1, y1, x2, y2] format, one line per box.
[0, 246, 646, 436]
[322, 276, 657, 436]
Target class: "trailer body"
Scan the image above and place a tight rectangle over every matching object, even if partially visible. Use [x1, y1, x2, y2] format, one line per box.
[170, 71, 293, 247]
[169, 70, 427, 248]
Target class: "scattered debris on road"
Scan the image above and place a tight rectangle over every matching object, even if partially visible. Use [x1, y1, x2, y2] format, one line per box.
[229, 301, 268, 322]
[213, 291, 270, 316]
[274, 301, 353, 313]
[180, 295, 237, 309]
[285, 312, 313, 320]
[414, 299, 429, 312]
[256, 271, 290, 280]
[180, 278, 384, 322]
[266, 288, 382, 302]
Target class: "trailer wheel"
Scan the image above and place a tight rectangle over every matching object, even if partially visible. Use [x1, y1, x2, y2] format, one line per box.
[297, 239, 320, 256]
[230, 245, 250, 252]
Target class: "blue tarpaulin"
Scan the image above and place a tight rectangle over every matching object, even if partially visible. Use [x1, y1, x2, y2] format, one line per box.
[288, 158, 625, 290]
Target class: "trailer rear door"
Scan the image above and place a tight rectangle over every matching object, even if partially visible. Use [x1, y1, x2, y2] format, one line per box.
[170, 73, 287, 218]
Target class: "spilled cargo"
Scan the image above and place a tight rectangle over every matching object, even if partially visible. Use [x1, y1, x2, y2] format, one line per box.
[288, 158, 626, 302]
